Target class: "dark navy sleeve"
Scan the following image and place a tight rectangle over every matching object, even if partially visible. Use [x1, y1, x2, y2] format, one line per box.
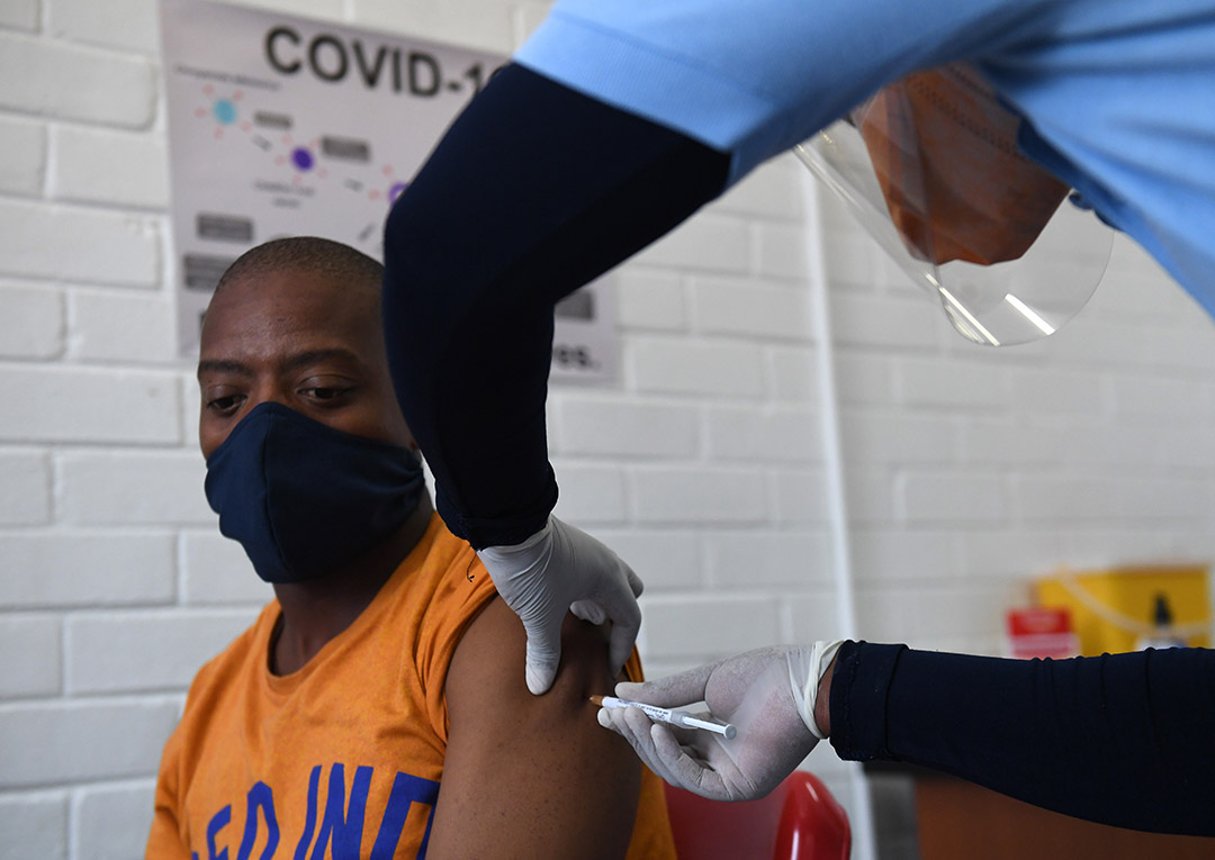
[829, 641, 1215, 836]
[382, 64, 729, 549]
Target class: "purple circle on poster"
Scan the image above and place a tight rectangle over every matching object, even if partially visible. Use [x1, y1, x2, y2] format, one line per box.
[388, 181, 408, 203]
[291, 147, 314, 172]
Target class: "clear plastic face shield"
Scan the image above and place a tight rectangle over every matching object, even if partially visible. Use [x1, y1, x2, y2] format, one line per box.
[796, 63, 1114, 347]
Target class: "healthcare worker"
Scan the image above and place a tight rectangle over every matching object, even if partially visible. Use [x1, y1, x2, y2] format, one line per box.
[380, 0, 1215, 835]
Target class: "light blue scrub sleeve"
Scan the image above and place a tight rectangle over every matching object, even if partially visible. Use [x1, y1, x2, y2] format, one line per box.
[516, 0, 1215, 318]
[513, 0, 1055, 184]
[981, 2, 1215, 316]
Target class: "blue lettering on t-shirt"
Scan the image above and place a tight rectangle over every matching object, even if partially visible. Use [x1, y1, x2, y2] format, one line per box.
[236, 781, 280, 860]
[310, 764, 373, 859]
[370, 771, 440, 860]
[207, 805, 231, 860]
[201, 764, 440, 858]
[292, 766, 322, 860]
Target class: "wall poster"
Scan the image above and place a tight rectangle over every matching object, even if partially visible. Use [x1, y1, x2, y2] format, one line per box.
[161, 0, 617, 383]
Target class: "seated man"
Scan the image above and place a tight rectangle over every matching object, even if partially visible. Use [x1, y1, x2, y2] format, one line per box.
[146, 237, 674, 858]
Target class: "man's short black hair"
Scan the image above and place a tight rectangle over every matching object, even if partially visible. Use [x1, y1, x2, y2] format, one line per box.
[216, 236, 383, 296]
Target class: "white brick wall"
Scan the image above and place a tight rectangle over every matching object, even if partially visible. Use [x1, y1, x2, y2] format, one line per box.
[57, 451, 211, 525]
[66, 609, 257, 694]
[3, 0, 1215, 856]
[549, 462, 628, 525]
[641, 595, 783, 659]
[0, 33, 156, 128]
[0, 699, 180, 787]
[51, 126, 170, 210]
[615, 269, 687, 331]
[48, 0, 161, 54]
[633, 213, 751, 274]
[629, 336, 766, 398]
[0, 283, 63, 358]
[73, 781, 156, 860]
[767, 345, 819, 400]
[0, 117, 46, 196]
[180, 531, 270, 605]
[705, 405, 821, 462]
[0, 0, 41, 33]
[0, 614, 62, 698]
[703, 531, 833, 589]
[555, 397, 699, 459]
[0, 366, 179, 443]
[0, 792, 68, 860]
[690, 276, 813, 340]
[632, 465, 768, 524]
[0, 201, 160, 286]
[0, 534, 176, 607]
[828, 221, 1215, 664]
[0, 451, 51, 524]
[68, 290, 177, 363]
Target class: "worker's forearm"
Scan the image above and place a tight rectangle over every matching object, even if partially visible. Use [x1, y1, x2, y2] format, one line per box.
[828, 642, 1215, 836]
[382, 64, 729, 548]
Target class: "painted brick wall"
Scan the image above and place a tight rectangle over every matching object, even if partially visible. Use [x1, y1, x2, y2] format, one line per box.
[2, 0, 1214, 856]
[818, 183, 1215, 658]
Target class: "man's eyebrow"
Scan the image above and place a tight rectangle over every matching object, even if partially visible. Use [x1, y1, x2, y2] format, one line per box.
[197, 359, 254, 378]
[281, 348, 366, 373]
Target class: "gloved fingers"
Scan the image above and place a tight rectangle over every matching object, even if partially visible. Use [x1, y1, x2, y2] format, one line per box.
[625, 565, 644, 598]
[525, 657, 559, 696]
[649, 723, 732, 801]
[617, 709, 690, 790]
[616, 659, 717, 708]
[596, 706, 615, 732]
[596, 705, 673, 783]
[641, 723, 696, 790]
[570, 599, 606, 626]
[599, 705, 734, 799]
[522, 612, 566, 695]
[606, 596, 642, 676]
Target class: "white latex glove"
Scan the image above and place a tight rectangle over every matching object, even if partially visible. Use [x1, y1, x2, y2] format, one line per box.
[476, 515, 644, 695]
[597, 642, 842, 801]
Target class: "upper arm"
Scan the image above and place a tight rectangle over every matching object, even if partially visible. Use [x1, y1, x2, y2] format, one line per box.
[146, 801, 191, 860]
[145, 725, 192, 860]
[427, 598, 640, 859]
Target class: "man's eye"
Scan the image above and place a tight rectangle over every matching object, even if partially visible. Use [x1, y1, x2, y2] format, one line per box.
[301, 387, 353, 403]
[207, 394, 245, 414]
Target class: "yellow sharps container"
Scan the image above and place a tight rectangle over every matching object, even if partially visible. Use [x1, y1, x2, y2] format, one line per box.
[1036, 565, 1210, 656]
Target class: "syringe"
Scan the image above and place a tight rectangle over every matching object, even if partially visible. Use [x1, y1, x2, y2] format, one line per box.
[591, 695, 737, 739]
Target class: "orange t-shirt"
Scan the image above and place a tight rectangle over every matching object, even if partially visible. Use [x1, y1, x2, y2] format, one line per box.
[146, 514, 674, 859]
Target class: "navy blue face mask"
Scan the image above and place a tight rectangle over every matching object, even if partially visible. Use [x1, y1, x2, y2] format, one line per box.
[204, 402, 426, 584]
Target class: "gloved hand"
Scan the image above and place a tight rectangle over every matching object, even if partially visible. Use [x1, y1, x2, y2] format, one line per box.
[597, 642, 842, 801]
[477, 515, 644, 695]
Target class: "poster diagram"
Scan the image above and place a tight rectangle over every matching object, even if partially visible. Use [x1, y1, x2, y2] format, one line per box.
[161, 0, 616, 382]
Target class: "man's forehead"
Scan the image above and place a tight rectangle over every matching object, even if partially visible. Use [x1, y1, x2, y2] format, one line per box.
[199, 268, 381, 363]
[206, 267, 376, 327]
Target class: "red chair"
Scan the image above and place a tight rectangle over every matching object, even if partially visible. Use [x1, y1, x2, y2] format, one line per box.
[663, 771, 851, 860]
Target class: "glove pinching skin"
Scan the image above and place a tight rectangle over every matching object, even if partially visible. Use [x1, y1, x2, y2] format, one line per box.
[598, 645, 836, 801]
[477, 515, 644, 694]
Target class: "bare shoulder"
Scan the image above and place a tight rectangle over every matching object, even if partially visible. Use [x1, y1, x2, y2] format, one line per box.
[449, 597, 618, 710]
[428, 598, 639, 859]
